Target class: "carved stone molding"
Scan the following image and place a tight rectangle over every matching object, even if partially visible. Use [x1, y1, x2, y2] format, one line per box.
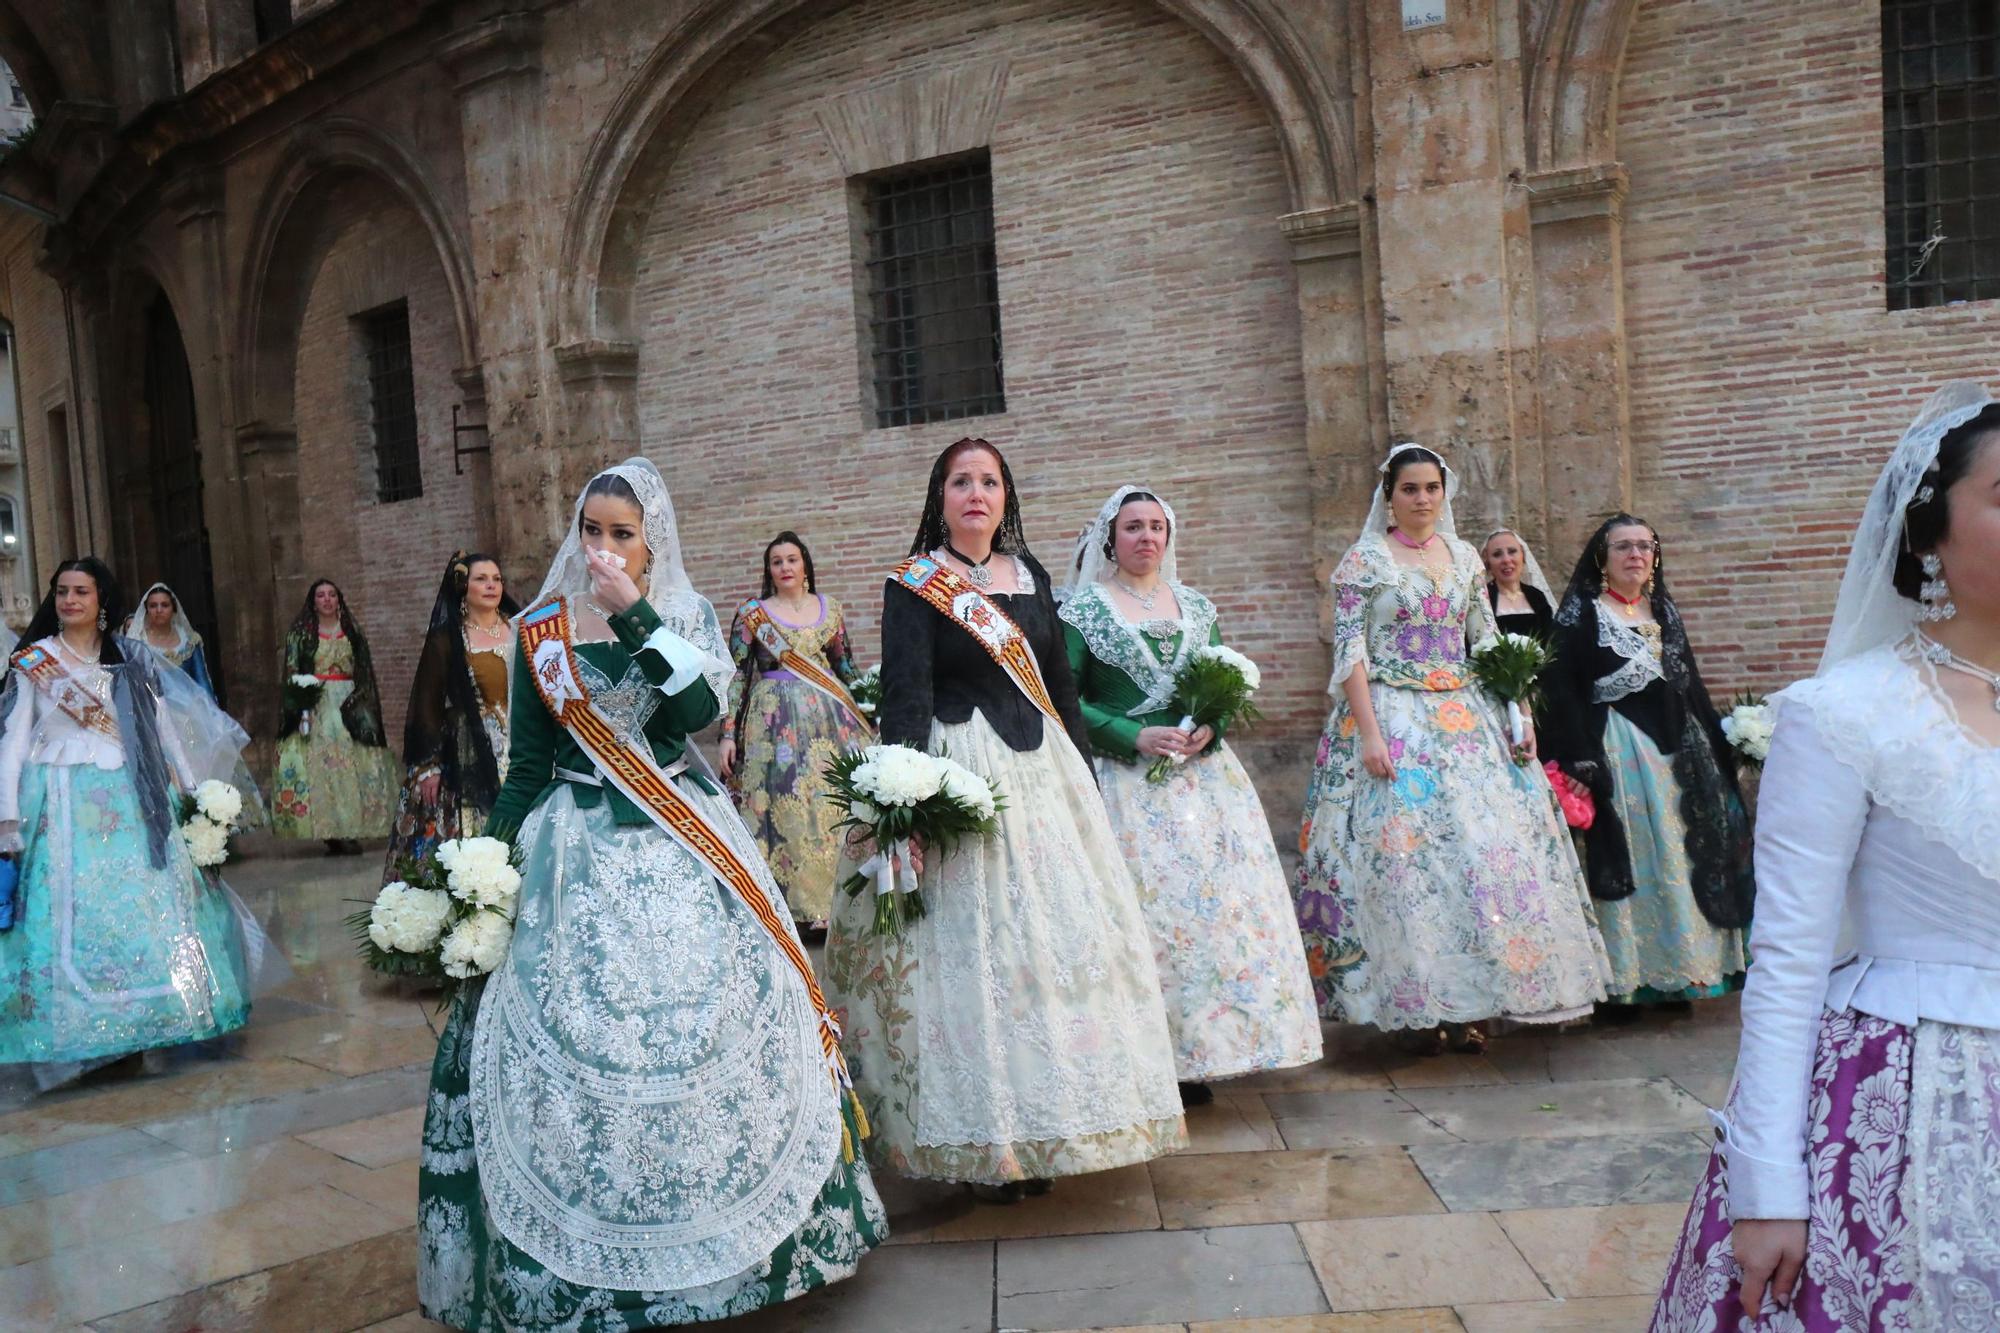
[234, 420, 299, 456]
[554, 339, 639, 387]
[162, 166, 225, 228]
[439, 11, 545, 95]
[814, 58, 1012, 178]
[1525, 162, 1628, 226]
[1279, 202, 1363, 261]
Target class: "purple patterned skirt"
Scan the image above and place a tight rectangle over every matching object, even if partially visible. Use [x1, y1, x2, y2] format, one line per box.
[1651, 1008, 1915, 1331]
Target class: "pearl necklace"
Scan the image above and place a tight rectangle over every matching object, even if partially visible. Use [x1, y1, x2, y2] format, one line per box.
[1917, 632, 2000, 714]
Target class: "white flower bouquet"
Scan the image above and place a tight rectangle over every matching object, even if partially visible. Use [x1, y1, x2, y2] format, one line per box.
[1720, 694, 1774, 769]
[350, 835, 523, 993]
[1149, 643, 1263, 782]
[1470, 631, 1554, 765]
[848, 664, 883, 718]
[177, 780, 247, 869]
[823, 744, 1003, 936]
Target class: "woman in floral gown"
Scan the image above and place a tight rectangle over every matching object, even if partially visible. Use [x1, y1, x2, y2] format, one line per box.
[718, 531, 871, 930]
[1292, 444, 1606, 1053]
[272, 579, 398, 853]
[384, 553, 517, 882]
[1060, 486, 1321, 1103]
[417, 459, 882, 1331]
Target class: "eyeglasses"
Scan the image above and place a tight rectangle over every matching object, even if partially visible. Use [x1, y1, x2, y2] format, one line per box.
[1606, 540, 1659, 556]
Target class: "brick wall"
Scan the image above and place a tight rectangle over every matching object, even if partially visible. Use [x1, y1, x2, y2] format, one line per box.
[292, 183, 488, 753]
[1619, 0, 2000, 694]
[631, 0, 1312, 803]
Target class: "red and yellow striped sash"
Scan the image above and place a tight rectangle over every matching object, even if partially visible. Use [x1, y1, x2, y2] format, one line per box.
[738, 600, 873, 735]
[889, 556, 1061, 724]
[517, 598, 861, 1137]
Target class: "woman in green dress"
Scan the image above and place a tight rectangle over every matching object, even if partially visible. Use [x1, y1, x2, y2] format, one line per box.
[1059, 487, 1322, 1105]
[417, 458, 883, 1332]
[271, 579, 398, 853]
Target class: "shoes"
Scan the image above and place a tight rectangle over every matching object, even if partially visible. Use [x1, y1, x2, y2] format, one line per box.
[1395, 1026, 1448, 1057]
[968, 1181, 1027, 1205]
[1445, 1022, 1488, 1055]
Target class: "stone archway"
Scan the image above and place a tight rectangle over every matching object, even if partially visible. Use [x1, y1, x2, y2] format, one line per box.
[555, 0, 1356, 360]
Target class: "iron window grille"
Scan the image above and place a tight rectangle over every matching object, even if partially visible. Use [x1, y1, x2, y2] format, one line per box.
[861, 152, 1005, 428]
[362, 303, 423, 503]
[1883, 0, 2000, 309]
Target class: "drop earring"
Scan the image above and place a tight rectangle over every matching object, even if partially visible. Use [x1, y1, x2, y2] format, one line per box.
[1919, 553, 1957, 622]
[96, 610, 107, 632]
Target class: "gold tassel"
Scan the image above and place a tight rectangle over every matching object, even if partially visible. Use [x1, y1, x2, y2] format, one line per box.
[842, 1119, 855, 1164]
[850, 1091, 872, 1142]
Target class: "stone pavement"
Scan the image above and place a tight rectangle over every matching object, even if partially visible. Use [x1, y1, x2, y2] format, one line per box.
[0, 844, 1734, 1331]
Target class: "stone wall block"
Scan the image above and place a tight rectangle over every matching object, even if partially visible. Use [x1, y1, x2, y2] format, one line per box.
[814, 57, 1012, 176]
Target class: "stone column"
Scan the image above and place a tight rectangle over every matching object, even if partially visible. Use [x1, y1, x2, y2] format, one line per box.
[439, 12, 575, 580]
[1281, 203, 1378, 640]
[1360, 0, 1532, 540]
[1527, 162, 1632, 564]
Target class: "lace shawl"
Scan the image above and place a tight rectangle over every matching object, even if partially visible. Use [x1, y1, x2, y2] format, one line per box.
[1057, 582, 1217, 716]
[1776, 642, 2000, 888]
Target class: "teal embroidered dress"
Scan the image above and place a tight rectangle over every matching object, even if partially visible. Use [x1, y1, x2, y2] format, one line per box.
[417, 596, 884, 1332]
[0, 639, 250, 1070]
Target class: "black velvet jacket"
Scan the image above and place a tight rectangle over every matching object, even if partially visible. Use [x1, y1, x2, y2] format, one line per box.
[877, 551, 1092, 758]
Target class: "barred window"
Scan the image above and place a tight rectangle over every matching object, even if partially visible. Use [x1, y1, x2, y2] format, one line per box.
[361, 303, 422, 503]
[860, 152, 1005, 429]
[1883, 1, 2000, 309]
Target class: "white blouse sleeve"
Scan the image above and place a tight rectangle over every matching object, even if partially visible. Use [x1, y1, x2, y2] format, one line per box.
[0, 680, 33, 836]
[1721, 707, 1870, 1219]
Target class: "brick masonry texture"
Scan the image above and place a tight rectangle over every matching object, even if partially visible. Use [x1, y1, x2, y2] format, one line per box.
[1619, 0, 2000, 689]
[294, 181, 489, 749]
[3, 0, 1998, 820]
[633, 0, 1310, 798]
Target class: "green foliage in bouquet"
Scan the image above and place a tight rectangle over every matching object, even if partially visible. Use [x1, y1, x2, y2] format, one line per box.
[1147, 646, 1264, 783]
[1469, 632, 1554, 708]
[822, 744, 1004, 936]
[848, 665, 883, 718]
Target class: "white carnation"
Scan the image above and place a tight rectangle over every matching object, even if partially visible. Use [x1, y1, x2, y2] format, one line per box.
[1722, 705, 1774, 762]
[367, 882, 452, 953]
[1195, 644, 1261, 690]
[439, 910, 513, 978]
[850, 798, 881, 824]
[854, 744, 942, 806]
[1499, 632, 1542, 652]
[179, 815, 230, 868]
[290, 673, 320, 689]
[439, 837, 521, 911]
[193, 780, 243, 828]
[936, 759, 996, 820]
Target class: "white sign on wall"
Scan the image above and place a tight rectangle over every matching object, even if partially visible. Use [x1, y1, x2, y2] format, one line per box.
[1403, 0, 1446, 30]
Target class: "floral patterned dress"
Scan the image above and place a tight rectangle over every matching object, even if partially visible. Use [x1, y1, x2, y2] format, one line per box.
[724, 596, 870, 923]
[1292, 535, 1608, 1029]
[1060, 583, 1322, 1082]
[273, 633, 398, 841]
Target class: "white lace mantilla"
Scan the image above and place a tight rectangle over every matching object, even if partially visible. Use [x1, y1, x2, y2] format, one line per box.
[1592, 612, 1665, 705]
[1779, 641, 2000, 888]
[468, 777, 840, 1291]
[1057, 583, 1217, 717]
